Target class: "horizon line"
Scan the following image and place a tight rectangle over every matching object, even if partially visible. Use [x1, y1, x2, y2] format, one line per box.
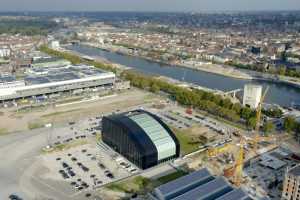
[0, 9, 300, 13]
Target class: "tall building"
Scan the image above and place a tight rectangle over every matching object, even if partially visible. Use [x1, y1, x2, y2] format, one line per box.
[243, 84, 262, 109]
[102, 110, 180, 169]
[282, 165, 300, 200]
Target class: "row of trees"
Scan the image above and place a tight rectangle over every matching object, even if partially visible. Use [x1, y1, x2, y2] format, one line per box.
[43, 46, 300, 134]
[122, 70, 259, 129]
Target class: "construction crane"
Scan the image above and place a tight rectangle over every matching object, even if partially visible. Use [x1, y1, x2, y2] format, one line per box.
[234, 137, 245, 187]
[207, 87, 273, 186]
[253, 86, 269, 153]
[207, 137, 245, 187]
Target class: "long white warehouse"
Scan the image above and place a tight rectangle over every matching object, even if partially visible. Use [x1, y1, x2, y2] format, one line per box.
[0, 64, 115, 101]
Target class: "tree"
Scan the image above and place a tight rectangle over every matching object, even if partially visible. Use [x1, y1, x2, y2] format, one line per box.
[278, 65, 287, 76]
[241, 107, 253, 120]
[150, 83, 160, 93]
[283, 117, 296, 133]
[232, 103, 242, 114]
[263, 121, 275, 134]
[247, 117, 257, 129]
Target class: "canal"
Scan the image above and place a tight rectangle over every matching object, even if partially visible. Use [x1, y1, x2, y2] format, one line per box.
[67, 44, 300, 107]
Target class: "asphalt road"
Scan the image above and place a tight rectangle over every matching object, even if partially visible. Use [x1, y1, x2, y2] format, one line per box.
[0, 128, 48, 200]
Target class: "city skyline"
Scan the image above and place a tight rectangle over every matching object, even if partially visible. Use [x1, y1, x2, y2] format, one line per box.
[1, 0, 300, 12]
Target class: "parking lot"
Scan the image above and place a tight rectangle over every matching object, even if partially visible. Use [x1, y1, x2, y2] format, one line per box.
[38, 113, 142, 198]
[150, 106, 235, 146]
[42, 142, 131, 193]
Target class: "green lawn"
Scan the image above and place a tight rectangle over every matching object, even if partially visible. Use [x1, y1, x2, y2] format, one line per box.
[172, 128, 200, 155]
[156, 170, 188, 184]
[106, 176, 152, 193]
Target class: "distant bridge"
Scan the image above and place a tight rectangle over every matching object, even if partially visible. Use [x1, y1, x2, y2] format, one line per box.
[224, 88, 243, 98]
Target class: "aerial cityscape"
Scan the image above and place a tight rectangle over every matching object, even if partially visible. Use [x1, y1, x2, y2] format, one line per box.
[1, 1, 300, 200]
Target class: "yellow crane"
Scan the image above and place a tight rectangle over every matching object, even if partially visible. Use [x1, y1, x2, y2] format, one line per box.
[253, 86, 269, 153]
[234, 137, 245, 187]
[207, 87, 272, 186]
[207, 136, 245, 187]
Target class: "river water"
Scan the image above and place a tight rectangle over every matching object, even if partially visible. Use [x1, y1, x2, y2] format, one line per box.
[67, 44, 300, 107]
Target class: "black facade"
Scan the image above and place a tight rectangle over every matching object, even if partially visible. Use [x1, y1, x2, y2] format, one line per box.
[102, 110, 180, 169]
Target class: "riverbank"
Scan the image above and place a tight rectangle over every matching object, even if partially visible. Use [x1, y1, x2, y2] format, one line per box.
[64, 43, 300, 107]
[82, 42, 253, 80]
[81, 42, 300, 89]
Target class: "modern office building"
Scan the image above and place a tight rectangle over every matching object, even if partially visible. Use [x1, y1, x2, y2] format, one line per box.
[102, 110, 180, 169]
[243, 84, 262, 109]
[150, 168, 251, 200]
[0, 64, 115, 101]
[282, 165, 300, 200]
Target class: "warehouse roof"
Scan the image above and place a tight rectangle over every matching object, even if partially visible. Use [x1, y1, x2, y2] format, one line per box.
[25, 65, 108, 85]
[172, 177, 232, 200]
[0, 75, 15, 83]
[155, 168, 213, 199]
[152, 168, 252, 200]
[216, 188, 252, 200]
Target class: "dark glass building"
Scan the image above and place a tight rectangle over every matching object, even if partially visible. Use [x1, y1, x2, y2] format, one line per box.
[102, 110, 180, 169]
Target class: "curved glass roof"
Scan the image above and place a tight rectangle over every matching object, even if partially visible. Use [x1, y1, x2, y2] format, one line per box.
[130, 113, 176, 160]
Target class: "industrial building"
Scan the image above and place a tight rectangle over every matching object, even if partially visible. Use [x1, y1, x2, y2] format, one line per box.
[0, 64, 115, 101]
[150, 168, 251, 200]
[282, 164, 300, 200]
[102, 110, 180, 169]
[243, 84, 262, 109]
[31, 57, 71, 68]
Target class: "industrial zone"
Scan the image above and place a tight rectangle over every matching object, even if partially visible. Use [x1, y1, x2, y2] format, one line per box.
[1, 16, 300, 200]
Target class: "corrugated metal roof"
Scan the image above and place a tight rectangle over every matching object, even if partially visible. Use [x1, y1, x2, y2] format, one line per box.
[172, 177, 232, 200]
[153, 168, 253, 200]
[155, 168, 213, 199]
[130, 113, 176, 160]
[215, 188, 252, 200]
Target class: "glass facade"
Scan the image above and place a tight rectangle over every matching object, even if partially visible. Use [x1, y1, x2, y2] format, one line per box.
[102, 110, 180, 169]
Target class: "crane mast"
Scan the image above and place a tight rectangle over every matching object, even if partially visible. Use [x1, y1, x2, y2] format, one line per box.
[253, 87, 269, 153]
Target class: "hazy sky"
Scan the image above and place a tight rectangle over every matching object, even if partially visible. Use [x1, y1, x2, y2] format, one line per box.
[1, 0, 300, 12]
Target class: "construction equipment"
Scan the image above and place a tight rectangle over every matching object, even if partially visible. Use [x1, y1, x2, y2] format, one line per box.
[206, 87, 274, 186]
[253, 86, 269, 153]
[207, 143, 232, 157]
[234, 137, 245, 187]
[207, 137, 245, 187]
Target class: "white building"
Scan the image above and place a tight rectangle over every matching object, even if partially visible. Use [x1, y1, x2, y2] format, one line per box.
[50, 41, 60, 50]
[0, 48, 11, 58]
[243, 84, 262, 109]
[0, 65, 115, 101]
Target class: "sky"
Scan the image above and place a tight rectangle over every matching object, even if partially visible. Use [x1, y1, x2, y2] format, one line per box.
[1, 0, 300, 12]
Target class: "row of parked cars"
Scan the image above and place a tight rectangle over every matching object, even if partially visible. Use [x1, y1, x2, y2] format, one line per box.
[116, 157, 138, 174]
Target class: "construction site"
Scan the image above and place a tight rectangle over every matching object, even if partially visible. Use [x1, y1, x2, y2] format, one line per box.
[187, 87, 300, 199]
